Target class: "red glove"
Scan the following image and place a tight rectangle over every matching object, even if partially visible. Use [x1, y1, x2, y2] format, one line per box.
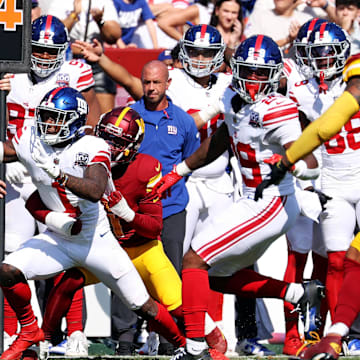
[108, 190, 123, 208]
[153, 165, 183, 199]
[264, 154, 295, 171]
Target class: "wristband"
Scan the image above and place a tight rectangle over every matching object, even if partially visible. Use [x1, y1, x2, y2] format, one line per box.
[322, 0, 329, 10]
[198, 103, 221, 124]
[176, 161, 192, 176]
[55, 171, 69, 187]
[70, 12, 79, 21]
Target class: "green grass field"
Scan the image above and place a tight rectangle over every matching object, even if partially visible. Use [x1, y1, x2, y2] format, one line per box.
[43, 342, 360, 360]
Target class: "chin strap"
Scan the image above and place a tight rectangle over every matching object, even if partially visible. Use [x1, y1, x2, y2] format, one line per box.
[319, 71, 328, 94]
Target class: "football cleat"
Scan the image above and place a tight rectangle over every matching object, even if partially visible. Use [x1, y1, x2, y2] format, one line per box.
[235, 338, 276, 356]
[205, 327, 227, 354]
[299, 334, 342, 360]
[283, 335, 305, 356]
[138, 331, 159, 355]
[38, 340, 51, 360]
[21, 349, 38, 360]
[0, 321, 44, 360]
[65, 330, 88, 356]
[171, 347, 224, 360]
[342, 337, 360, 356]
[295, 280, 325, 335]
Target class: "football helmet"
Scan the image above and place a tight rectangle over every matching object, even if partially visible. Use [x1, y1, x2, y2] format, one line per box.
[95, 107, 145, 166]
[36, 87, 88, 146]
[179, 24, 225, 78]
[230, 35, 283, 103]
[293, 18, 327, 78]
[31, 15, 69, 78]
[307, 22, 350, 80]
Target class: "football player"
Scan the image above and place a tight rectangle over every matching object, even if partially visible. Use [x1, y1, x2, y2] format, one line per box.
[4, 14, 101, 354]
[0, 87, 188, 360]
[25, 106, 228, 360]
[153, 35, 326, 360]
[281, 18, 329, 356]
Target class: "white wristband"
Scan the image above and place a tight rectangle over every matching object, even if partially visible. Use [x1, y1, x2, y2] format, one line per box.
[110, 196, 135, 222]
[0, 142, 4, 163]
[291, 160, 320, 180]
[198, 102, 221, 124]
[45, 212, 76, 237]
[176, 161, 192, 176]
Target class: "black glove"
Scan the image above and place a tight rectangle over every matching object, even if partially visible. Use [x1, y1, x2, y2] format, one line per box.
[255, 159, 289, 201]
[306, 187, 332, 211]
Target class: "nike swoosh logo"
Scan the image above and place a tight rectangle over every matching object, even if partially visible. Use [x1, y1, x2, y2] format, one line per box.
[100, 231, 109, 237]
[155, 163, 161, 172]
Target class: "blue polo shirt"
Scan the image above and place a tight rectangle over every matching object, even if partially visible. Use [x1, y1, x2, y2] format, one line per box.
[132, 97, 200, 219]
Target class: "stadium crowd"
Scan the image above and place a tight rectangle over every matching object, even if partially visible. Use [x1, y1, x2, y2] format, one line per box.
[0, 0, 360, 359]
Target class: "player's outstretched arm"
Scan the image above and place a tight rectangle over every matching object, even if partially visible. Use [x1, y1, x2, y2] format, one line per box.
[73, 39, 143, 101]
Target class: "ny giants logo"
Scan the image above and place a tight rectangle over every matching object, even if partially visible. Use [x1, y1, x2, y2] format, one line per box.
[167, 125, 177, 135]
[75, 152, 89, 166]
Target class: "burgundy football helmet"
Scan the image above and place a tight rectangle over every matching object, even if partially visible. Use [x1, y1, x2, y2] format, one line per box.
[95, 106, 145, 165]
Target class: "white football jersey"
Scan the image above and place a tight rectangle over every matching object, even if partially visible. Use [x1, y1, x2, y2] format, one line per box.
[12, 126, 111, 238]
[221, 89, 301, 197]
[283, 58, 307, 98]
[167, 68, 232, 178]
[289, 76, 360, 184]
[7, 60, 94, 140]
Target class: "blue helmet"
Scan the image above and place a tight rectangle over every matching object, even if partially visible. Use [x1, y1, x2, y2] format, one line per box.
[36, 87, 88, 146]
[307, 22, 350, 80]
[294, 18, 328, 78]
[230, 35, 283, 103]
[31, 15, 69, 78]
[179, 24, 225, 77]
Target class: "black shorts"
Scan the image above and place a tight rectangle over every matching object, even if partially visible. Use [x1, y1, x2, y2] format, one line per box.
[90, 62, 117, 95]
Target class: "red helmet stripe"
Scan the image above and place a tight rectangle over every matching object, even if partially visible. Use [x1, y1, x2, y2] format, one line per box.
[47, 86, 66, 102]
[254, 35, 264, 59]
[318, 22, 327, 40]
[308, 17, 319, 33]
[44, 15, 53, 40]
[115, 106, 132, 126]
[200, 24, 207, 39]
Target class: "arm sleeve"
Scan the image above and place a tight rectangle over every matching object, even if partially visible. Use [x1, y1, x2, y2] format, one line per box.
[129, 197, 163, 238]
[286, 91, 360, 164]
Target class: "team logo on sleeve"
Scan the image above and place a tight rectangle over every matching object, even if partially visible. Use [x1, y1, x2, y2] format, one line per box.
[249, 111, 260, 128]
[74, 152, 89, 166]
[56, 73, 70, 87]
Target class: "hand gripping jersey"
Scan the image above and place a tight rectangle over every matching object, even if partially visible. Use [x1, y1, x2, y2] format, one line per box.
[167, 67, 232, 182]
[220, 89, 301, 198]
[7, 60, 94, 140]
[289, 74, 360, 184]
[103, 153, 163, 247]
[12, 126, 111, 238]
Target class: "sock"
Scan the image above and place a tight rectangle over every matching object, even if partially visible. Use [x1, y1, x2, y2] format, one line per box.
[311, 252, 328, 336]
[327, 251, 346, 319]
[182, 268, 209, 339]
[4, 297, 18, 336]
[207, 291, 223, 323]
[284, 283, 304, 304]
[333, 257, 360, 328]
[42, 270, 85, 340]
[147, 301, 185, 348]
[2, 283, 36, 326]
[283, 250, 307, 339]
[66, 288, 84, 336]
[186, 337, 207, 355]
[209, 268, 289, 299]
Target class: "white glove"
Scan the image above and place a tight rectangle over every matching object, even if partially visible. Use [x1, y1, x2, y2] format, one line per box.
[45, 212, 81, 236]
[31, 139, 60, 179]
[108, 191, 135, 222]
[6, 162, 28, 184]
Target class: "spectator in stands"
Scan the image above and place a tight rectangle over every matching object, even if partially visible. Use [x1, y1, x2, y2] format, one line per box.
[209, 0, 244, 50]
[244, 0, 335, 55]
[113, 0, 159, 49]
[32, 0, 41, 21]
[157, 0, 215, 40]
[334, 0, 360, 54]
[44, 0, 121, 114]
